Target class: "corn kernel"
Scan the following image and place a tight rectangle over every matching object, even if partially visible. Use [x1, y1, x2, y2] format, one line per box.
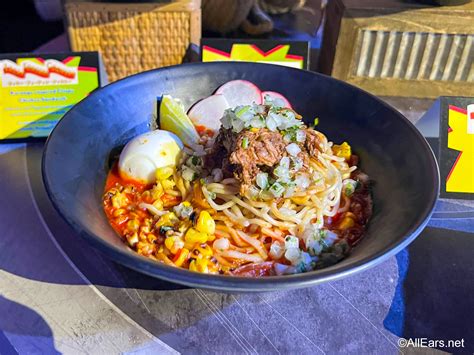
[127, 219, 140, 232]
[195, 258, 209, 273]
[152, 199, 163, 210]
[137, 242, 154, 256]
[141, 190, 151, 201]
[156, 166, 174, 181]
[196, 211, 215, 235]
[194, 244, 213, 258]
[207, 233, 216, 242]
[189, 260, 197, 272]
[161, 178, 175, 190]
[156, 212, 178, 228]
[165, 236, 183, 254]
[151, 183, 164, 200]
[250, 127, 259, 133]
[338, 216, 355, 230]
[184, 241, 196, 251]
[140, 225, 151, 234]
[111, 192, 129, 208]
[165, 236, 175, 251]
[185, 228, 208, 244]
[155, 252, 174, 266]
[126, 232, 139, 247]
[147, 233, 157, 243]
[332, 142, 351, 160]
[174, 248, 190, 267]
[115, 214, 128, 225]
[345, 212, 356, 219]
[113, 208, 125, 217]
[291, 196, 310, 205]
[220, 265, 231, 273]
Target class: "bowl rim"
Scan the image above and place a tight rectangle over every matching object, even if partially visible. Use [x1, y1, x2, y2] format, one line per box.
[42, 61, 440, 291]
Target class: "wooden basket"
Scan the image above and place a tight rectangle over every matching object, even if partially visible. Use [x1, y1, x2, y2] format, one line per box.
[65, 0, 201, 82]
[319, 0, 474, 98]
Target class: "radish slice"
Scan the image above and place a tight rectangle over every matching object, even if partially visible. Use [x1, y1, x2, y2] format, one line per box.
[187, 94, 230, 135]
[261, 91, 292, 108]
[215, 80, 262, 107]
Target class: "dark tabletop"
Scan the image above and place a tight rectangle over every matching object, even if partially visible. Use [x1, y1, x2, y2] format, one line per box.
[0, 97, 473, 354]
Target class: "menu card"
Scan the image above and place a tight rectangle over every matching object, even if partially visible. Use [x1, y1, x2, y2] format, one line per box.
[416, 97, 474, 199]
[0, 52, 102, 142]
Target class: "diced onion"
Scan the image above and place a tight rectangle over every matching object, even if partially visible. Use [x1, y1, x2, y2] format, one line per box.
[233, 118, 245, 133]
[284, 186, 295, 198]
[280, 156, 290, 169]
[306, 239, 322, 256]
[284, 235, 299, 249]
[235, 105, 251, 119]
[343, 179, 357, 196]
[285, 247, 301, 264]
[274, 263, 297, 275]
[274, 166, 289, 179]
[296, 130, 306, 142]
[291, 157, 303, 171]
[221, 109, 233, 129]
[286, 143, 301, 157]
[300, 251, 312, 265]
[266, 113, 279, 131]
[250, 116, 265, 128]
[295, 174, 310, 189]
[269, 182, 284, 197]
[325, 230, 338, 247]
[247, 185, 261, 199]
[256, 172, 269, 189]
[213, 238, 230, 251]
[181, 166, 196, 181]
[270, 241, 284, 259]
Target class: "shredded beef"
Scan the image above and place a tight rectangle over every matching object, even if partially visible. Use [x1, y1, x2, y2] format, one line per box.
[206, 127, 325, 193]
[231, 129, 286, 189]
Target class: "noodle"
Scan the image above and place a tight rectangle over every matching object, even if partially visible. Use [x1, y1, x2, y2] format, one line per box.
[164, 189, 180, 197]
[219, 250, 264, 263]
[174, 171, 187, 199]
[139, 203, 167, 217]
[219, 224, 247, 247]
[236, 230, 268, 259]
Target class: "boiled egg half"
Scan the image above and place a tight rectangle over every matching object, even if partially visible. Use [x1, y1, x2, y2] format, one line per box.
[118, 130, 183, 184]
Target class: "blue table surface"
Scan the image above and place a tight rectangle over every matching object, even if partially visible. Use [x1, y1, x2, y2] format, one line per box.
[0, 129, 473, 354]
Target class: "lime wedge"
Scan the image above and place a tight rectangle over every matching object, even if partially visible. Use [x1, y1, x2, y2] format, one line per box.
[159, 95, 200, 147]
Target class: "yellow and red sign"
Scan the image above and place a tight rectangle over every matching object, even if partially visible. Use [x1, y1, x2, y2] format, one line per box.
[446, 105, 474, 194]
[0, 52, 100, 141]
[202, 40, 309, 70]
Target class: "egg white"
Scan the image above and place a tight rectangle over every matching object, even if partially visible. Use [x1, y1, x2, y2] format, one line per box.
[118, 130, 183, 184]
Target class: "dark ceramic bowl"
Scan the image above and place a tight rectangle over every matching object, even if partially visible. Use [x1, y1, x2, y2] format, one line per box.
[42, 62, 439, 292]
